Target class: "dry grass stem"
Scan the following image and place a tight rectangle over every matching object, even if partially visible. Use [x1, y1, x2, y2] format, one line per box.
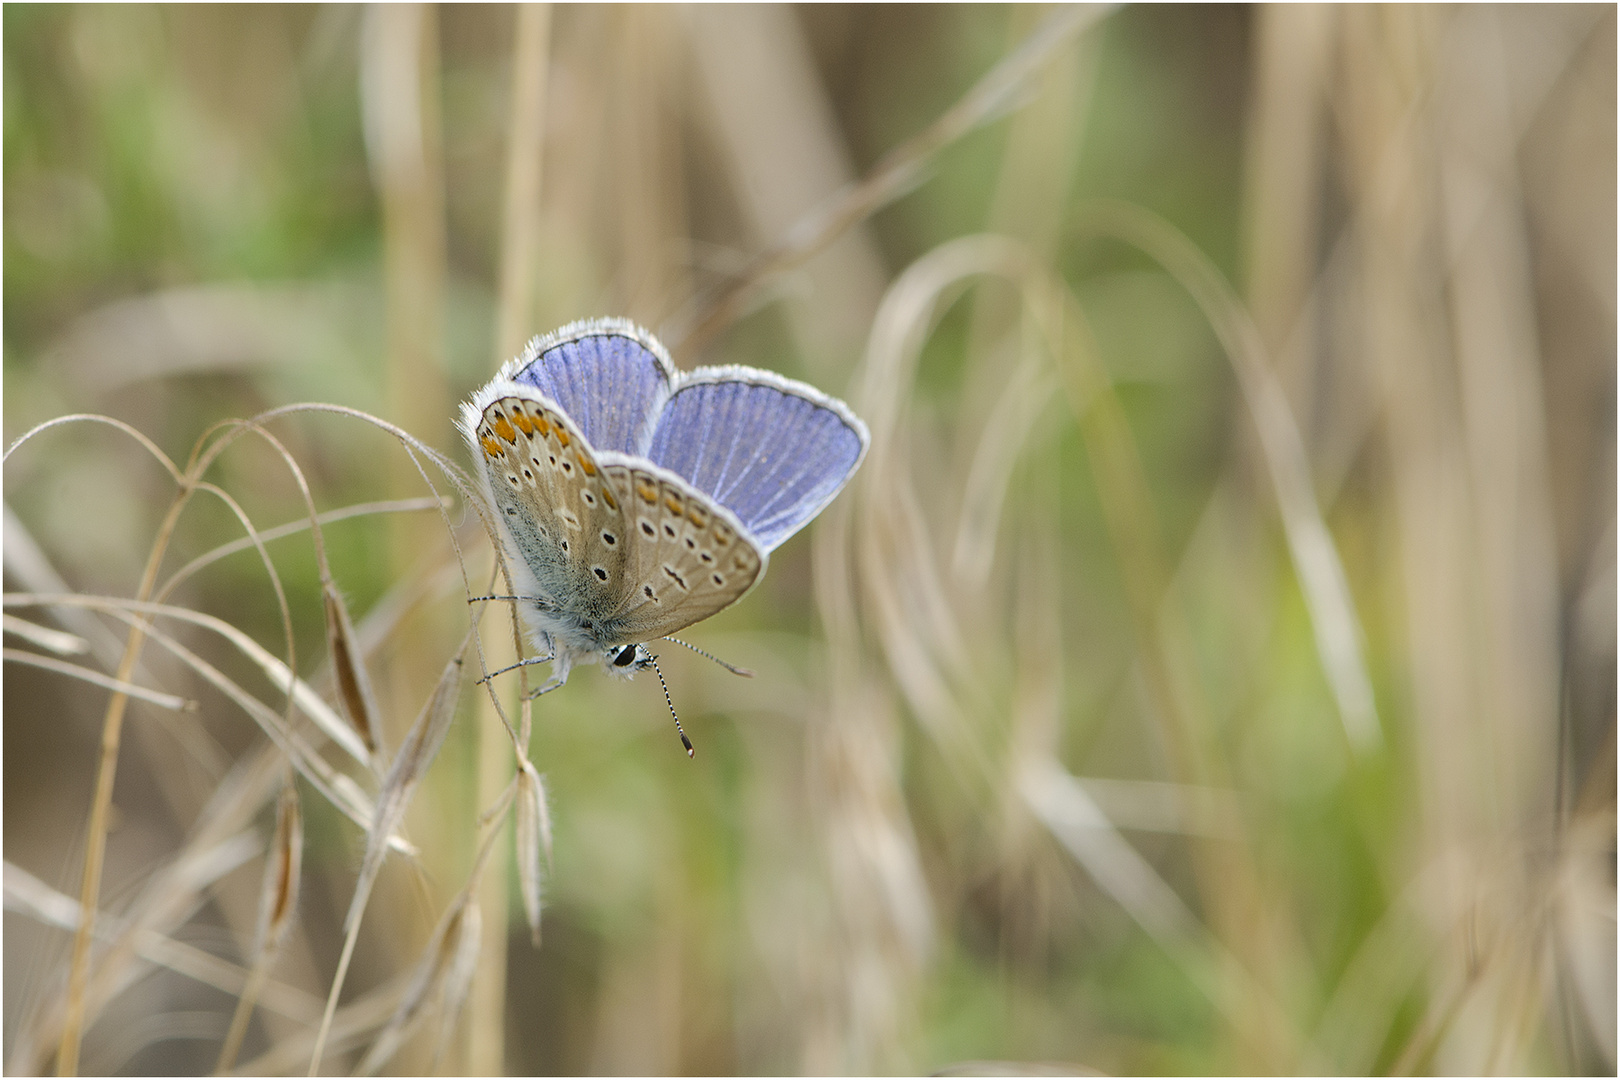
[214, 782, 305, 1073]
[3, 860, 322, 1026]
[3, 594, 405, 844]
[354, 892, 483, 1077]
[2, 614, 90, 655]
[1, 648, 196, 712]
[12, 832, 263, 1074]
[309, 642, 466, 1074]
[670, 4, 1111, 359]
[1071, 200, 1382, 754]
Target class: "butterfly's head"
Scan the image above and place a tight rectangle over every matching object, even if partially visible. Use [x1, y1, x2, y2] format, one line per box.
[603, 642, 654, 680]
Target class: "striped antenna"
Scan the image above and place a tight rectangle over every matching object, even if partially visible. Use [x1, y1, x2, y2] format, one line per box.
[661, 636, 753, 678]
[648, 654, 694, 758]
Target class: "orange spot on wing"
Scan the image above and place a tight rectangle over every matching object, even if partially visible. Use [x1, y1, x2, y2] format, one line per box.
[493, 416, 517, 443]
[687, 506, 708, 528]
[665, 494, 684, 515]
[535, 413, 552, 438]
[481, 436, 503, 459]
[601, 487, 618, 510]
[513, 412, 535, 436]
[554, 426, 571, 448]
[637, 481, 658, 504]
[580, 457, 597, 476]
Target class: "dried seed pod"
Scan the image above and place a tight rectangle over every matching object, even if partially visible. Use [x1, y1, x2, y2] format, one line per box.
[257, 782, 304, 956]
[515, 761, 552, 946]
[351, 651, 463, 934]
[216, 782, 304, 1073]
[355, 892, 482, 1077]
[323, 581, 383, 767]
[311, 649, 464, 1074]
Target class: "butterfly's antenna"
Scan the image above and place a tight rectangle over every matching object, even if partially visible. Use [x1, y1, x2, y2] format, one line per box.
[661, 636, 754, 678]
[648, 654, 695, 758]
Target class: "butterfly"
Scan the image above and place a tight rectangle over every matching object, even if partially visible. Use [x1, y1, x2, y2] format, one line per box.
[460, 317, 869, 712]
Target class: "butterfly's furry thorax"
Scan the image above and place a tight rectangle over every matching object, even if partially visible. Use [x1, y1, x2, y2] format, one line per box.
[461, 317, 868, 693]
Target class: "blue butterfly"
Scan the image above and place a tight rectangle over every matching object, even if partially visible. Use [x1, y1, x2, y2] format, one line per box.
[461, 317, 869, 700]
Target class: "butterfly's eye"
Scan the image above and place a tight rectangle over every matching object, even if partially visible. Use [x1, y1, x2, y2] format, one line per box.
[612, 644, 639, 667]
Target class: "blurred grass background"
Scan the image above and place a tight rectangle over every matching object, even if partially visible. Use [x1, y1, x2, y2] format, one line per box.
[3, 4, 1614, 1075]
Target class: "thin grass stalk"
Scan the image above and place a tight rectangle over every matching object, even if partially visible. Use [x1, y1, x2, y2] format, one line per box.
[3, 594, 395, 829]
[4, 412, 185, 478]
[464, 9, 551, 1070]
[361, 14, 457, 1061]
[55, 486, 191, 1075]
[810, 475, 932, 1068]
[849, 232, 1316, 1066]
[231, 973, 416, 1076]
[1045, 265, 1315, 1070]
[2, 614, 90, 655]
[11, 747, 284, 1074]
[309, 641, 466, 1075]
[1071, 199, 1383, 754]
[494, 4, 551, 364]
[160, 497, 447, 594]
[355, 828, 499, 1077]
[17, 832, 265, 1074]
[1, 507, 129, 666]
[679, 3, 888, 370]
[4, 861, 322, 1026]
[233, 402, 529, 757]
[195, 401, 526, 758]
[2, 649, 196, 711]
[181, 418, 383, 775]
[8, 475, 455, 1070]
[215, 779, 304, 1074]
[669, 3, 1112, 360]
[6, 423, 215, 1038]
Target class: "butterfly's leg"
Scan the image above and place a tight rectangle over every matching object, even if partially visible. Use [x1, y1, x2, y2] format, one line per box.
[524, 676, 568, 700]
[521, 649, 573, 699]
[475, 655, 557, 685]
[466, 594, 557, 614]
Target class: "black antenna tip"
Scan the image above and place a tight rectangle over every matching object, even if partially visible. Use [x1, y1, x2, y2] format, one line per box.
[682, 735, 695, 758]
